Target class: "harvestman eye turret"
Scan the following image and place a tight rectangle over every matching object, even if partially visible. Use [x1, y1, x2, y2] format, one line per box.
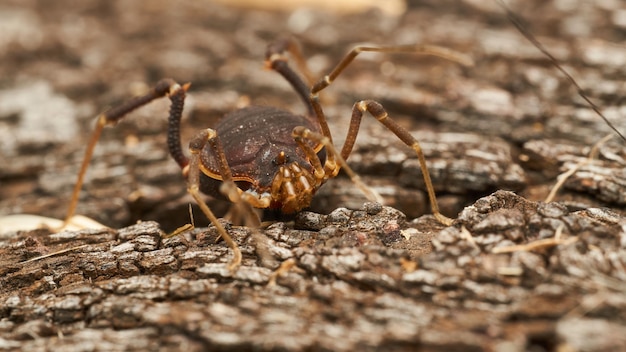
[64, 38, 474, 270]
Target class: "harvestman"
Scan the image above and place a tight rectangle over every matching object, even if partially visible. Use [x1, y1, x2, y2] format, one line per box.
[64, 39, 473, 269]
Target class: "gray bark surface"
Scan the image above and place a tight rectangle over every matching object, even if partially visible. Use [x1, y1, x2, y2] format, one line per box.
[1, 1, 625, 351]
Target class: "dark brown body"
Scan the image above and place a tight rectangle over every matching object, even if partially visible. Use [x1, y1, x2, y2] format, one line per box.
[198, 105, 325, 209]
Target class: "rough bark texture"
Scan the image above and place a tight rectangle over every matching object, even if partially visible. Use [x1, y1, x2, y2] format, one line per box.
[1, 0, 626, 351]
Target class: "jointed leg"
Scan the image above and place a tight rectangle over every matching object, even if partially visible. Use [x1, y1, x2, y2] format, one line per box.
[304, 45, 471, 226]
[265, 38, 316, 116]
[306, 45, 474, 197]
[186, 129, 262, 227]
[267, 41, 468, 224]
[265, 38, 337, 173]
[187, 130, 244, 271]
[266, 37, 316, 87]
[310, 44, 474, 95]
[347, 100, 453, 226]
[63, 79, 189, 228]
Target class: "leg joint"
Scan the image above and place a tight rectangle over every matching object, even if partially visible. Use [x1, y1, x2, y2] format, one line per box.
[188, 129, 213, 153]
[155, 78, 178, 96]
[356, 100, 388, 121]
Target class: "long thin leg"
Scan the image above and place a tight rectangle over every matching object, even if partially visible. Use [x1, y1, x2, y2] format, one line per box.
[63, 78, 188, 227]
[187, 130, 243, 271]
[347, 100, 453, 226]
[264, 38, 337, 173]
[268, 42, 469, 224]
[308, 45, 475, 193]
[307, 45, 473, 136]
[266, 38, 315, 86]
[310, 44, 474, 95]
[265, 38, 316, 116]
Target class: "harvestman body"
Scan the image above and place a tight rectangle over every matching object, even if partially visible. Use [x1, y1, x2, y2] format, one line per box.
[64, 38, 474, 270]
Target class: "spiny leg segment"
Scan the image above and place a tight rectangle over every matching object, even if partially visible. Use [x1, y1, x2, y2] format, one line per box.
[64, 79, 188, 227]
[64, 79, 243, 270]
